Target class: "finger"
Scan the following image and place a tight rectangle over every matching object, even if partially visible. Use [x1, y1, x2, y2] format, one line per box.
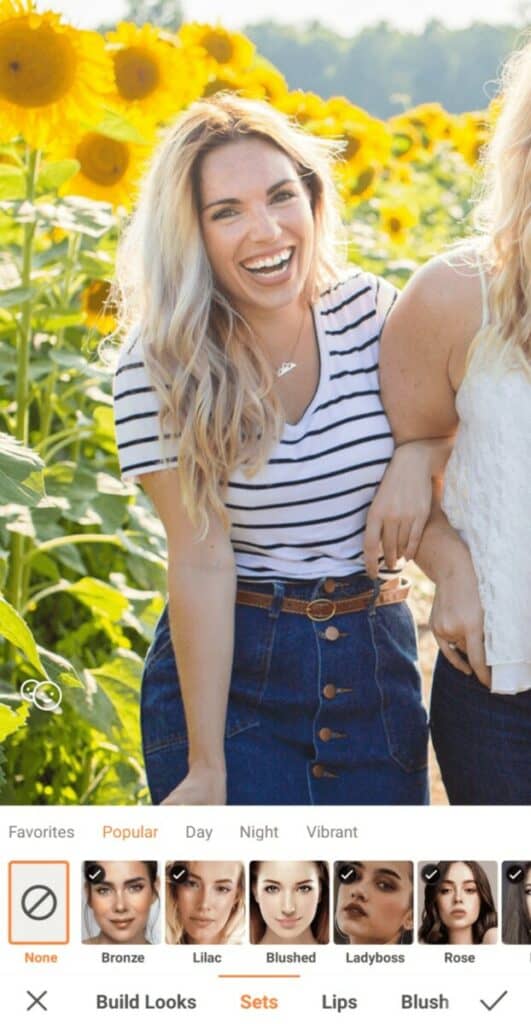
[436, 636, 472, 675]
[396, 517, 412, 560]
[465, 630, 491, 688]
[404, 518, 424, 561]
[363, 513, 382, 579]
[382, 520, 399, 570]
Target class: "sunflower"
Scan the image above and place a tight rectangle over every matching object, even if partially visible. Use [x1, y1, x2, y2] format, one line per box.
[388, 113, 423, 163]
[178, 22, 254, 72]
[379, 202, 418, 245]
[82, 279, 117, 334]
[105, 22, 206, 129]
[275, 90, 328, 127]
[0, 0, 114, 149]
[454, 110, 492, 166]
[52, 128, 150, 208]
[403, 102, 455, 153]
[201, 64, 263, 100]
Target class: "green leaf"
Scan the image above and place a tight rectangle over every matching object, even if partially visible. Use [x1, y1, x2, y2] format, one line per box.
[36, 644, 83, 689]
[0, 286, 32, 308]
[0, 596, 45, 673]
[0, 165, 26, 200]
[0, 434, 45, 506]
[37, 160, 80, 192]
[96, 108, 150, 144]
[0, 702, 29, 743]
[67, 577, 130, 623]
[36, 197, 116, 238]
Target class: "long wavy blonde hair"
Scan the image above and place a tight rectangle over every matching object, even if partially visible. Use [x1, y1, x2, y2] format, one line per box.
[472, 37, 531, 376]
[115, 94, 345, 535]
[165, 861, 245, 944]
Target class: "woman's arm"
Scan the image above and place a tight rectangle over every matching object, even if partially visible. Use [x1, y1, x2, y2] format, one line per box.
[378, 256, 490, 687]
[140, 468, 236, 804]
[363, 437, 453, 579]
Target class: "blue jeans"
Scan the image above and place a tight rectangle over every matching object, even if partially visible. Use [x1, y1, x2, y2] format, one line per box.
[141, 574, 429, 805]
[431, 651, 531, 804]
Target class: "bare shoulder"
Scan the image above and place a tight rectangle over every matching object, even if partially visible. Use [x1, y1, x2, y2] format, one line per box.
[389, 251, 483, 341]
[481, 927, 498, 945]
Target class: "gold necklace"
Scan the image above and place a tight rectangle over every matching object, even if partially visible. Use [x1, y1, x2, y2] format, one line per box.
[275, 304, 308, 378]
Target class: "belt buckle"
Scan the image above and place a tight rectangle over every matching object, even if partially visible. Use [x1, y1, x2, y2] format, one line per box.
[305, 598, 336, 622]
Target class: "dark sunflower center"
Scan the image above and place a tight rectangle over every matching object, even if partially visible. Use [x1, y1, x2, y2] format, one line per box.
[114, 46, 160, 101]
[76, 133, 130, 186]
[0, 19, 77, 107]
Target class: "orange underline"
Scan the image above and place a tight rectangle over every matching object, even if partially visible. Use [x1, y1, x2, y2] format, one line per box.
[218, 974, 301, 979]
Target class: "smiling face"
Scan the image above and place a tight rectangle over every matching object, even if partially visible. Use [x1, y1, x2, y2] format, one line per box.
[435, 862, 481, 937]
[175, 862, 242, 944]
[336, 862, 413, 945]
[253, 861, 321, 944]
[86, 861, 158, 945]
[198, 137, 315, 322]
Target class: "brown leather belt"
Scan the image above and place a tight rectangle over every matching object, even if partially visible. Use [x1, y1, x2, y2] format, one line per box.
[235, 577, 410, 621]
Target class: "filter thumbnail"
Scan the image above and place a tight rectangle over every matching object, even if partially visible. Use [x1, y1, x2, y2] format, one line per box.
[165, 861, 245, 944]
[250, 861, 329, 944]
[334, 861, 413, 945]
[418, 861, 498, 945]
[502, 861, 531, 944]
[82, 861, 161, 945]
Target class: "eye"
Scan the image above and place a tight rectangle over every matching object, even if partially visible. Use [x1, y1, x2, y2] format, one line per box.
[264, 884, 280, 894]
[211, 206, 239, 220]
[464, 887, 478, 894]
[216, 885, 231, 894]
[271, 188, 296, 202]
[128, 883, 145, 893]
[297, 884, 314, 893]
[95, 886, 110, 896]
[439, 886, 452, 894]
[185, 879, 200, 889]
[376, 880, 397, 893]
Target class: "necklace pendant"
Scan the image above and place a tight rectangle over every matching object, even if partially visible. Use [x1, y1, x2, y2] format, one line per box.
[277, 361, 297, 378]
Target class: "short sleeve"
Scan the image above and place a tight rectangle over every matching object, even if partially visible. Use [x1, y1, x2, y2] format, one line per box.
[112, 332, 178, 480]
[370, 273, 399, 335]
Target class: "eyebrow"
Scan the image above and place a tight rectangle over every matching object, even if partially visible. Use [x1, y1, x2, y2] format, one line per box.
[344, 862, 403, 882]
[187, 874, 234, 884]
[201, 177, 297, 212]
[97, 876, 146, 886]
[262, 878, 314, 885]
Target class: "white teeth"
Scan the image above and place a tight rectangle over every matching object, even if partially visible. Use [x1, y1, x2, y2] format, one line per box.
[243, 248, 292, 271]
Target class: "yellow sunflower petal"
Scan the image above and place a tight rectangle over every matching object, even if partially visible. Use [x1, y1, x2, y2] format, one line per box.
[178, 22, 254, 72]
[0, 1, 114, 149]
[82, 279, 117, 334]
[51, 128, 150, 209]
[105, 22, 206, 128]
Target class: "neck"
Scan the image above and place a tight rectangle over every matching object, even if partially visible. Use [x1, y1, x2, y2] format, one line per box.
[448, 926, 474, 944]
[244, 297, 309, 355]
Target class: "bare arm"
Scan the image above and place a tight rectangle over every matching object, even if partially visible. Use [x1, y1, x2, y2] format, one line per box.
[140, 468, 236, 804]
[379, 256, 490, 686]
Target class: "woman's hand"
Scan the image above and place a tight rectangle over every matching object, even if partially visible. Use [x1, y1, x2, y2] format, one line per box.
[161, 761, 227, 805]
[364, 440, 450, 578]
[430, 543, 491, 688]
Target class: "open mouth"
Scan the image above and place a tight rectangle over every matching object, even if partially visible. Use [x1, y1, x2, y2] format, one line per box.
[241, 247, 294, 277]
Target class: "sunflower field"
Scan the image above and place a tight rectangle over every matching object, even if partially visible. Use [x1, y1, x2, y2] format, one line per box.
[0, 2, 496, 804]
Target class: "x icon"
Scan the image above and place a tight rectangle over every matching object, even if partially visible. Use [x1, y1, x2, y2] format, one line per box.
[26, 990, 47, 1011]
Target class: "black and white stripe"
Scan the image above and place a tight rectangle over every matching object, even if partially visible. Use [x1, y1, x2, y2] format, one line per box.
[112, 271, 398, 579]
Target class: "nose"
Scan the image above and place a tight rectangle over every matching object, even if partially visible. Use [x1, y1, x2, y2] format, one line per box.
[350, 881, 368, 902]
[280, 891, 296, 916]
[453, 890, 463, 904]
[113, 888, 127, 913]
[248, 203, 282, 242]
[196, 887, 211, 911]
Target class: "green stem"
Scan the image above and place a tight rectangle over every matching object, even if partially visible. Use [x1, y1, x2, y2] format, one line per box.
[8, 148, 39, 613]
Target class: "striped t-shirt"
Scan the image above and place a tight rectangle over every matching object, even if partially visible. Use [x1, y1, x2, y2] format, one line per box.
[113, 271, 398, 579]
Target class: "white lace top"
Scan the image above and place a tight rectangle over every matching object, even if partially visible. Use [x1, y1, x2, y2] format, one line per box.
[442, 265, 531, 694]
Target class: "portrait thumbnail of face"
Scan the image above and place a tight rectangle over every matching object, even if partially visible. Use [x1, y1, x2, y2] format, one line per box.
[166, 861, 244, 944]
[334, 861, 413, 945]
[418, 861, 498, 945]
[502, 862, 531, 944]
[250, 861, 329, 944]
[83, 861, 160, 945]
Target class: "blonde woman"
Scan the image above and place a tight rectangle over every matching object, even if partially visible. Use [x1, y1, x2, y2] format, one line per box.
[112, 95, 443, 806]
[380, 40, 531, 803]
[166, 861, 244, 944]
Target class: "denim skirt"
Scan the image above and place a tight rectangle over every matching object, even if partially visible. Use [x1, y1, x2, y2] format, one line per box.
[431, 651, 531, 805]
[141, 573, 429, 806]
